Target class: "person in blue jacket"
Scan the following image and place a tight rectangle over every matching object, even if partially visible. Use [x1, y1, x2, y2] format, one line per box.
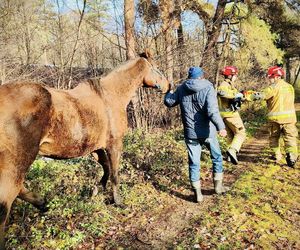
[164, 66, 229, 203]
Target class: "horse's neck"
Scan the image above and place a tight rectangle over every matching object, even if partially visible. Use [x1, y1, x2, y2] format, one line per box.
[101, 59, 146, 107]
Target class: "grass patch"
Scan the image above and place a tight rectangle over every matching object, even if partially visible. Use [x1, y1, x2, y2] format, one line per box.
[7, 128, 191, 249]
[175, 162, 300, 249]
[174, 106, 300, 249]
[8, 158, 112, 249]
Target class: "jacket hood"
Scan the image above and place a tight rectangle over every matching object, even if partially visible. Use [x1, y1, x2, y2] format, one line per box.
[183, 79, 212, 93]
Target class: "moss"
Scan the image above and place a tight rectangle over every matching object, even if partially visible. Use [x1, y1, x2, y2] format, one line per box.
[176, 152, 300, 249]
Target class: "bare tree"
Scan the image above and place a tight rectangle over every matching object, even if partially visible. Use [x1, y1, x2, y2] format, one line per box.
[174, 0, 185, 80]
[124, 0, 136, 59]
[67, 0, 87, 88]
[200, 0, 228, 81]
[160, 0, 175, 82]
[124, 0, 140, 128]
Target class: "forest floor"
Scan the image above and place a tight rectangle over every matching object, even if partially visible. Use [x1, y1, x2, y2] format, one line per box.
[6, 104, 300, 250]
[100, 104, 300, 250]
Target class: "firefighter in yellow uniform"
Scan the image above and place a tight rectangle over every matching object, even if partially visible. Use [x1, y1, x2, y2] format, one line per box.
[217, 66, 246, 165]
[255, 66, 298, 167]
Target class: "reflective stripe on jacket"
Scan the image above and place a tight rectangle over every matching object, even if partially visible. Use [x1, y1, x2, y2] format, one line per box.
[261, 79, 296, 123]
[217, 79, 239, 118]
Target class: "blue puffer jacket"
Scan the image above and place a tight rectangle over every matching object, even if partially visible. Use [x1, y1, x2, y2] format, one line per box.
[164, 78, 225, 139]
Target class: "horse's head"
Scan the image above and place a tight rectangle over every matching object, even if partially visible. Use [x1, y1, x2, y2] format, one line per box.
[139, 50, 170, 93]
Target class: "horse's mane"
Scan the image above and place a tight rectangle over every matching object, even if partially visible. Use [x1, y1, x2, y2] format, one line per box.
[86, 78, 103, 96]
[86, 57, 142, 95]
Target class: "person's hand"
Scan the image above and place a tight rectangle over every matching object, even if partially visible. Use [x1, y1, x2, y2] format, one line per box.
[166, 82, 174, 93]
[218, 129, 227, 137]
[170, 82, 175, 92]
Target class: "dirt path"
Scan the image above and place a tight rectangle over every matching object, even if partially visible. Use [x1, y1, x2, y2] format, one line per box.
[100, 133, 270, 249]
[100, 105, 300, 249]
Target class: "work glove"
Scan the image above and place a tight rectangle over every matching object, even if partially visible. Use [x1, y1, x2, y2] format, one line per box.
[241, 90, 262, 101]
[233, 93, 244, 105]
[252, 92, 263, 100]
[234, 92, 244, 99]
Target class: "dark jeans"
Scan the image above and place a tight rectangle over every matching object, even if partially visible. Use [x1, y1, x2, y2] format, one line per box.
[185, 136, 223, 182]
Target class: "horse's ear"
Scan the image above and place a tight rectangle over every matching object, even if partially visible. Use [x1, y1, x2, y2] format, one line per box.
[139, 49, 152, 60]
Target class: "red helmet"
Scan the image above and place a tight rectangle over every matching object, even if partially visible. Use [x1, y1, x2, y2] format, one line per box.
[221, 66, 238, 76]
[267, 66, 284, 78]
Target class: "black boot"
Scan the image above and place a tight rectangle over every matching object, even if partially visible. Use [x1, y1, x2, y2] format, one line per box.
[286, 153, 298, 168]
[213, 173, 230, 194]
[191, 181, 203, 203]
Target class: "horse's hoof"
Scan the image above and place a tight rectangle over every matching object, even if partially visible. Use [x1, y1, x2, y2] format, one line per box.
[38, 205, 49, 213]
[100, 185, 107, 192]
[111, 196, 125, 208]
[35, 200, 49, 213]
[100, 179, 108, 191]
[113, 202, 126, 209]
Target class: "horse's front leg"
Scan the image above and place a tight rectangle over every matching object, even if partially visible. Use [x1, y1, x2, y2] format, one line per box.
[107, 142, 123, 205]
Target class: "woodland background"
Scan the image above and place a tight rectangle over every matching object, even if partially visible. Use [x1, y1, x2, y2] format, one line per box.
[0, 0, 299, 129]
[1, 1, 300, 249]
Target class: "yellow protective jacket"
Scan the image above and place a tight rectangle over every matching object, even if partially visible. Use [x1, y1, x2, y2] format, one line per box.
[260, 79, 296, 124]
[217, 79, 240, 118]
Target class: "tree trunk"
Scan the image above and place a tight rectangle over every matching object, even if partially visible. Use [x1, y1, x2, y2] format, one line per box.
[160, 0, 175, 82]
[177, 21, 185, 80]
[216, 23, 231, 86]
[175, 0, 185, 80]
[113, 0, 124, 62]
[124, 0, 136, 59]
[200, 0, 227, 82]
[20, 2, 31, 65]
[124, 0, 138, 128]
[68, 0, 87, 89]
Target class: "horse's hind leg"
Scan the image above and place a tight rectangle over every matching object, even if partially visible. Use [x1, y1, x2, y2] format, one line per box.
[18, 186, 48, 212]
[0, 201, 7, 250]
[94, 149, 110, 190]
[0, 168, 23, 250]
[0, 200, 10, 250]
[0, 201, 8, 250]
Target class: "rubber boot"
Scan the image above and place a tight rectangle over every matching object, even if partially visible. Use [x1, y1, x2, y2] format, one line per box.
[213, 173, 230, 194]
[191, 180, 203, 203]
[226, 148, 238, 165]
[286, 153, 298, 168]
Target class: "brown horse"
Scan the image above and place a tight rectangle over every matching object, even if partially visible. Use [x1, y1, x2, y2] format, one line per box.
[0, 51, 170, 249]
